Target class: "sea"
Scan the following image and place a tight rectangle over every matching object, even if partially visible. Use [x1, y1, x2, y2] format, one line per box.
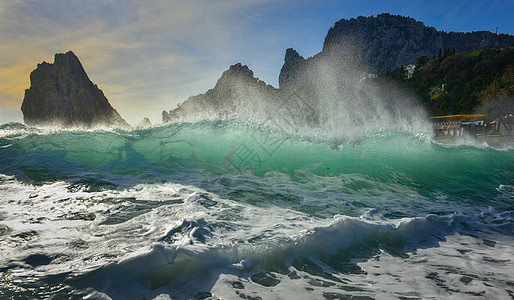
[0, 116, 513, 299]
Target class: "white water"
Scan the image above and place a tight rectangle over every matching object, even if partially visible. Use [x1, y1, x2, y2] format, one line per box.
[1, 171, 513, 299]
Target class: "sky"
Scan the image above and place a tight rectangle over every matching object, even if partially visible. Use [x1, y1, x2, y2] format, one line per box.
[1, 0, 513, 125]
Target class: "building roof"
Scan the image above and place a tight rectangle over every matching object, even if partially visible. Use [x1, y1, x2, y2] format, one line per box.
[430, 114, 487, 121]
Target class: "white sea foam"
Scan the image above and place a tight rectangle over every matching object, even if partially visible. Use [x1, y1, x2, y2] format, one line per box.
[1, 174, 512, 299]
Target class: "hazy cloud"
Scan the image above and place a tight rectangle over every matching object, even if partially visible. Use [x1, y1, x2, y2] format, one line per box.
[0, 0, 290, 124]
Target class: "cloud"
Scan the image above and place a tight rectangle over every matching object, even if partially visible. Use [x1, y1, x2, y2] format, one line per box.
[0, 0, 289, 124]
[6, 0, 509, 125]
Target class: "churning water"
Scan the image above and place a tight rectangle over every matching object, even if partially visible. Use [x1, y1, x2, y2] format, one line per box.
[2, 47, 514, 298]
[0, 117, 513, 299]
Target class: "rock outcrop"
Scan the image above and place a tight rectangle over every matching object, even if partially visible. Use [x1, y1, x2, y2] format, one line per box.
[136, 117, 152, 129]
[21, 51, 130, 129]
[280, 13, 513, 89]
[163, 63, 279, 123]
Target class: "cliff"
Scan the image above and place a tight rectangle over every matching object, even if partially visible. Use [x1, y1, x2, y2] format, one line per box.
[280, 13, 513, 89]
[21, 51, 130, 129]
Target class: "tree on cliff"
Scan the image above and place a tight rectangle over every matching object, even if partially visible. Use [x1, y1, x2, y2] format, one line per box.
[387, 47, 514, 117]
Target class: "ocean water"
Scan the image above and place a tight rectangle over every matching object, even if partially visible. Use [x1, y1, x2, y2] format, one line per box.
[0, 120, 513, 299]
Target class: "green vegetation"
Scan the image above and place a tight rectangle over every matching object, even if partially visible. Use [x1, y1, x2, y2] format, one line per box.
[387, 47, 514, 118]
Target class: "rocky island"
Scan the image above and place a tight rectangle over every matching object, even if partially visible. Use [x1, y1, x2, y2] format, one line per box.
[21, 51, 130, 129]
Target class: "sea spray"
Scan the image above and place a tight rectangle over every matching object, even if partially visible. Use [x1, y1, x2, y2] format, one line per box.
[2, 14, 514, 299]
[1, 122, 512, 205]
[165, 43, 432, 143]
[1, 122, 513, 298]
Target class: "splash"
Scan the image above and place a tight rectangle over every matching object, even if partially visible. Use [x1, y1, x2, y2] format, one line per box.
[165, 44, 432, 144]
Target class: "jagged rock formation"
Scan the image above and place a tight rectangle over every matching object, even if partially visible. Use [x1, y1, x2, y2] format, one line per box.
[280, 13, 513, 89]
[21, 51, 130, 129]
[136, 117, 152, 129]
[163, 63, 279, 123]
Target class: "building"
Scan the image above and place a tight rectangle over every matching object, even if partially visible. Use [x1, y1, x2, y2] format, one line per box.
[432, 114, 513, 146]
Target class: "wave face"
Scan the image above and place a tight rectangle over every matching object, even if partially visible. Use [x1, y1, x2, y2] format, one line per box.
[1, 121, 513, 299]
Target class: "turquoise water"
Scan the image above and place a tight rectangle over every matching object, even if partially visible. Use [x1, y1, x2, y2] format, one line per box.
[0, 121, 513, 299]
